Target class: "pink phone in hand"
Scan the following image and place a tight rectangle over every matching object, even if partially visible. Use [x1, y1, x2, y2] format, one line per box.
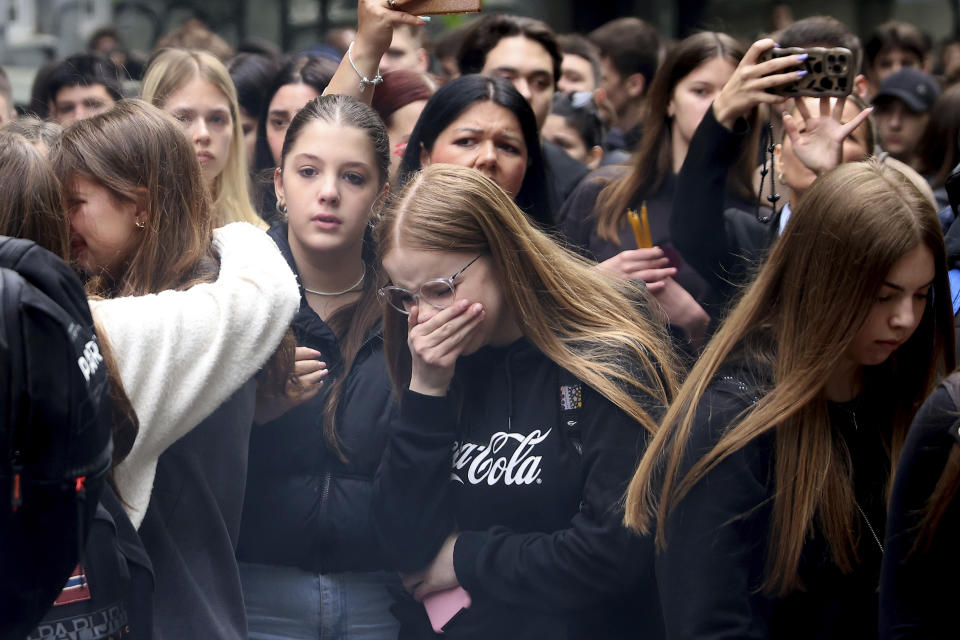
[423, 586, 472, 633]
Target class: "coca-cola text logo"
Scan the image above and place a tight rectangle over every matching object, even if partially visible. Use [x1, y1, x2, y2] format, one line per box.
[451, 429, 551, 486]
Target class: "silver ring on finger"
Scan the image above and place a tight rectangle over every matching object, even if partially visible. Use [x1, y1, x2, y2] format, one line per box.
[386, 0, 397, 8]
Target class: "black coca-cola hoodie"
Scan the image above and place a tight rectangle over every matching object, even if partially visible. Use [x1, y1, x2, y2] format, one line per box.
[373, 337, 665, 639]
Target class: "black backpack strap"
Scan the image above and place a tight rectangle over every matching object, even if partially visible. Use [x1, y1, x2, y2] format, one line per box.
[558, 367, 583, 456]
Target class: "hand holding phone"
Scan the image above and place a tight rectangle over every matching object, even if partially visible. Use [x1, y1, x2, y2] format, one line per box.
[400, 0, 481, 15]
[423, 586, 472, 633]
[758, 47, 856, 98]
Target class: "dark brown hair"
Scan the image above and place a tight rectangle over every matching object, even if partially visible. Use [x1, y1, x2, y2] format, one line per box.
[278, 94, 390, 460]
[458, 14, 562, 85]
[588, 17, 661, 84]
[594, 31, 752, 244]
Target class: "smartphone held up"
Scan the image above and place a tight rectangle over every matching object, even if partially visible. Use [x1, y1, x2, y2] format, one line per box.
[399, 0, 481, 15]
[760, 47, 856, 98]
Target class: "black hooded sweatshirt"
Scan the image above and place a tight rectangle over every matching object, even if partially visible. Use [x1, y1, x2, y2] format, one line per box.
[373, 338, 665, 639]
[658, 360, 889, 639]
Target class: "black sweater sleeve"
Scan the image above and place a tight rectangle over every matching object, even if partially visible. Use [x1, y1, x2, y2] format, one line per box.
[450, 382, 656, 612]
[880, 383, 960, 640]
[656, 383, 775, 640]
[373, 390, 459, 572]
[670, 107, 752, 293]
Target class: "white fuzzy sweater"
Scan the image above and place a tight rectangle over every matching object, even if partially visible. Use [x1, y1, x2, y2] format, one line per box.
[90, 222, 300, 528]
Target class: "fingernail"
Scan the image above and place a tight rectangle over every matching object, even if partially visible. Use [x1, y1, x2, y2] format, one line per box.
[796, 53, 808, 61]
[420, 16, 431, 22]
[471, 303, 483, 313]
[796, 70, 808, 77]
[457, 299, 469, 309]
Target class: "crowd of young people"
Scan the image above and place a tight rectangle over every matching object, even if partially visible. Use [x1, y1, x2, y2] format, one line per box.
[3, 1, 960, 638]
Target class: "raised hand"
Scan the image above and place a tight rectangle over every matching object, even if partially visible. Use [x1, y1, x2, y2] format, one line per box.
[324, 0, 427, 100]
[782, 96, 872, 176]
[407, 299, 485, 397]
[712, 38, 807, 129]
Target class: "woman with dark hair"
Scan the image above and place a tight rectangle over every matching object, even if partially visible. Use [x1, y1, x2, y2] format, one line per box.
[627, 161, 955, 639]
[254, 55, 340, 174]
[397, 73, 553, 229]
[253, 55, 339, 219]
[543, 91, 606, 170]
[238, 93, 402, 640]
[371, 69, 434, 182]
[669, 38, 874, 317]
[228, 53, 280, 172]
[559, 32, 755, 351]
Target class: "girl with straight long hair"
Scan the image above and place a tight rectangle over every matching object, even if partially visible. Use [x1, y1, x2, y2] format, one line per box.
[373, 164, 678, 638]
[626, 161, 955, 639]
[141, 47, 265, 228]
[238, 93, 403, 639]
[52, 99, 299, 638]
[559, 32, 755, 350]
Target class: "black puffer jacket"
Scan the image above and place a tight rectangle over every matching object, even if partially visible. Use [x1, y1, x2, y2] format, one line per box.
[237, 223, 398, 574]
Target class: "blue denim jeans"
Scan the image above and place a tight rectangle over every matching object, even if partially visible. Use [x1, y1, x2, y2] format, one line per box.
[240, 562, 401, 640]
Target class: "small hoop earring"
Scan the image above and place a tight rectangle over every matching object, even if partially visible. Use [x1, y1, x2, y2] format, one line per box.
[276, 200, 288, 216]
[135, 219, 145, 229]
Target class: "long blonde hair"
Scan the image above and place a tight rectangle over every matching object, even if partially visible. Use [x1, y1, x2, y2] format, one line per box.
[626, 161, 955, 595]
[142, 48, 265, 229]
[375, 163, 679, 433]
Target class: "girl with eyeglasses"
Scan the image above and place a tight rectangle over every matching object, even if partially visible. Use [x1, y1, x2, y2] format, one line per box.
[236, 93, 405, 640]
[626, 161, 954, 639]
[372, 163, 679, 638]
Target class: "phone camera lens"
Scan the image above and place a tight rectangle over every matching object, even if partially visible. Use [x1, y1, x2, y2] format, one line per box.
[827, 55, 836, 62]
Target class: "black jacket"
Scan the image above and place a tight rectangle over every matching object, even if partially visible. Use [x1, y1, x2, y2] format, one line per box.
[237, 223, 398, 574]
[558, 165, 710, 305]
[374, 338, 663, 639]
[669, 107, 776, 316]
[658, 360, 888, 639]
[880, 375, 960, 639]
[542, 138, 589, 220]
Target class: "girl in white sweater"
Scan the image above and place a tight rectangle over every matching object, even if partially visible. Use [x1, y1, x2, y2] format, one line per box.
[52, 99, 299, 638]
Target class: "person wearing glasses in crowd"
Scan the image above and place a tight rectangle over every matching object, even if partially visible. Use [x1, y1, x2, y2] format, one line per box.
[372, 163, 679, 638]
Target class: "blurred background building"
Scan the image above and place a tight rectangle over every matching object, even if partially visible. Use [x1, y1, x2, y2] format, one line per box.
[1, 0, 957, 105]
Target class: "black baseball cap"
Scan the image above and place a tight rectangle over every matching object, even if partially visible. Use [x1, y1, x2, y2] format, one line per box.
[872, 68, 940, 113]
